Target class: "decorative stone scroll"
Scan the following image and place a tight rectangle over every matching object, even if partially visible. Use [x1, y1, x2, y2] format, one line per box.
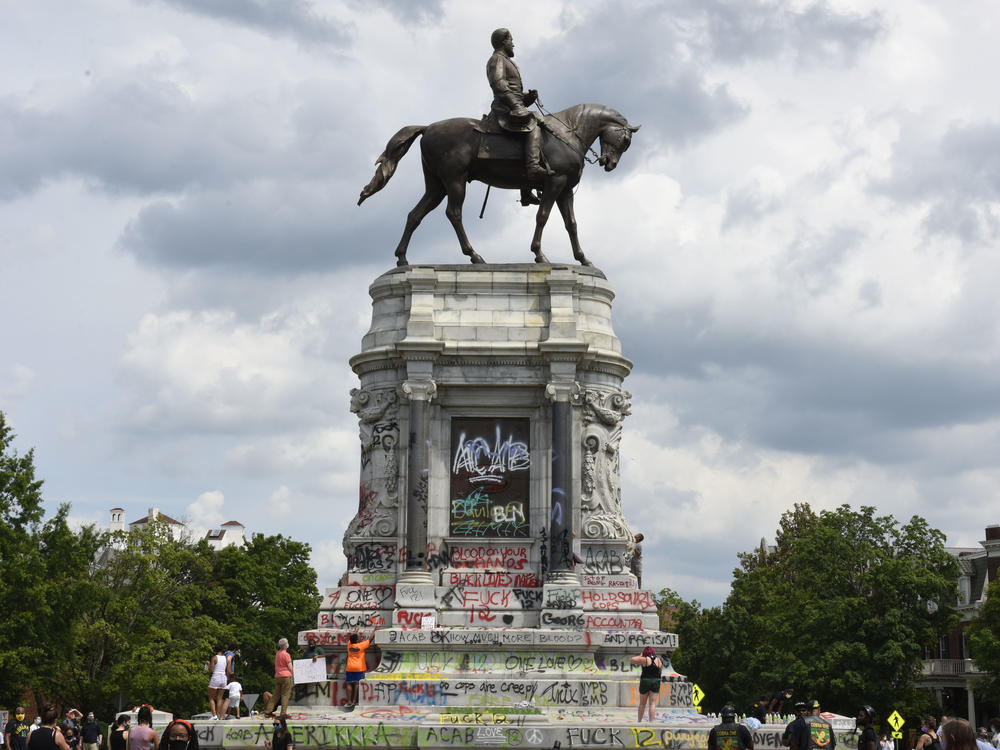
[344, 388, 401, 562]
[580, 388, 633, 541]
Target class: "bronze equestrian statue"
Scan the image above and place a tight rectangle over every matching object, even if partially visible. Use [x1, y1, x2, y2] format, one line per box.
[358, 29, 640, 266]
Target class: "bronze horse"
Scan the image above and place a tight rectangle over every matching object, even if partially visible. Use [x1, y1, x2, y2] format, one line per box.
[358, 103, 639, 266]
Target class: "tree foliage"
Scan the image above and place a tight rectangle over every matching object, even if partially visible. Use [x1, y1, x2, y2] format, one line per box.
[661, 504, 959, 720]
[968, 576, 1000, 703]
[0, 411, 322, 718]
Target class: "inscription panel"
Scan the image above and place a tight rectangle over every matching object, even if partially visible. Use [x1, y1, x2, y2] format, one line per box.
[450, 418, 530, 538]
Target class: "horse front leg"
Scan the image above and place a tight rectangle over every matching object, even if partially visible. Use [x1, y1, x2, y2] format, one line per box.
[556, 190, 591, 266]
[396, 181, 446, 266]
[444, 178, 485, 264]
[530, 179, 563, 263]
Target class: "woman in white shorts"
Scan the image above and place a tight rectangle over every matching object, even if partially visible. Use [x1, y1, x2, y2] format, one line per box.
[207, 646, 228, 720]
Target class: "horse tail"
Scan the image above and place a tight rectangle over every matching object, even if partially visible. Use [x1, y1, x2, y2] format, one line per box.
[357, 125, 427, 205]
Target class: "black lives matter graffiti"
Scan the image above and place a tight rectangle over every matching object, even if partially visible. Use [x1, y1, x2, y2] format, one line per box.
[450, 418, 530, 538]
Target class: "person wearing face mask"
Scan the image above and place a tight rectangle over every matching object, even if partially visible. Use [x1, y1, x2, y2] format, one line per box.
[157, 720, 198, 750]
[4, 706, 30, 750]
[263, 716, 292, 750]
[79, 714, 101, 750]
[916, 716, 944, 750]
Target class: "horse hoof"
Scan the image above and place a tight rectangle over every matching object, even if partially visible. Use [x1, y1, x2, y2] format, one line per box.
[579, 257, 593, 267]
[534, 254, 550, 264]
[469, 253, 486, 264]
[396, 258, 408, 267]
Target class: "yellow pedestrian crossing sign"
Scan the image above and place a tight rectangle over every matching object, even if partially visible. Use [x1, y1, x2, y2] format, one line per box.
[691, 684, 705, 706]
[887, 711, 905, 732]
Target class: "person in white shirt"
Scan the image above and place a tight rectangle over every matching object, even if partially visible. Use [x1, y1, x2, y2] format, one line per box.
[226, 681, 243, 719]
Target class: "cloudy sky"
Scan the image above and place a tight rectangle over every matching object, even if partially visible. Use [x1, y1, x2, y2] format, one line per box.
[2, 0, 998, 607]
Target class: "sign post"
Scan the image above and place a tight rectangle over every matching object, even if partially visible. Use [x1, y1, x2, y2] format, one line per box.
[888, 711, 905, 744]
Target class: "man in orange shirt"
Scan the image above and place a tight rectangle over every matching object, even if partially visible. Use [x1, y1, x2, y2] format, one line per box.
[344, 628, 373, 711]
[264, 637, 294, 717]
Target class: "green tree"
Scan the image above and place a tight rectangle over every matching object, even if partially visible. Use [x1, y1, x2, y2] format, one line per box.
[0, 413, 55, 707]
[0, 409, 322, 718]
[60, 521, 228, 716]
[657, 588, 737, 710]
[968, 576, 1000, 703]
[203, 534, 320, 697]
[675, 504, 959, 719]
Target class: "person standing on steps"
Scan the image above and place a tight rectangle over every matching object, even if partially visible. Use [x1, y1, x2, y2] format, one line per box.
[344, 628, 374, 711]
[631, 533, 644, 587]
[263, 638, 294, 718]
[629, 646, 663, 723]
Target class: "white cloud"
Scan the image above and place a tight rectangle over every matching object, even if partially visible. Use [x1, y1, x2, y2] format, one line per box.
[0, 364, 36, 400]
[268, 485, 293, 517]
[187, 489, 226, 530]
[118, 305, 345, 434]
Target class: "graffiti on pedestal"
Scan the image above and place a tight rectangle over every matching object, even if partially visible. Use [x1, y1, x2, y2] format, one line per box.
[450, 418, 530, 538]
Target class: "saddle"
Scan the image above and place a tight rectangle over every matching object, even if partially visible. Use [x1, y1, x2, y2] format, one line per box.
[473, 111, 546, 161]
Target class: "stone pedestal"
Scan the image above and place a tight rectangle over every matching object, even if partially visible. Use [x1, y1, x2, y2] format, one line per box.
[299, 264, 689, 719]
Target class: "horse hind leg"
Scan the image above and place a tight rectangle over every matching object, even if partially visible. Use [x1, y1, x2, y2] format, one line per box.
[395, 181, 446, 266]
[443, 178, 485, 264]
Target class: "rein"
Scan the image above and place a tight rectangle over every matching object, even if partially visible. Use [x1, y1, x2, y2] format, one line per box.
[533, 102, 602, 164]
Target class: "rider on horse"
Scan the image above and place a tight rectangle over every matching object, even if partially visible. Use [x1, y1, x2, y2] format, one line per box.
[487, 28, 553, 206]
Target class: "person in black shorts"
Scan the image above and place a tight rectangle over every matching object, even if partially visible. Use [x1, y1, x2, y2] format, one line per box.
[630, 646, 663, 723]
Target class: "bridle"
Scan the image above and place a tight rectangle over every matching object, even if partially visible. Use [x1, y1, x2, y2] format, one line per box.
[534, 102, 631, 165]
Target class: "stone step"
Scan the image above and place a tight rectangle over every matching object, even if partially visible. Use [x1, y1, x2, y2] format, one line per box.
[360, 677, 695, 710]
[299, 627, 678, 650]
[371, 648, 601, 677]
[322, 585, 394, 610]
[436, 584, 543, 610]
[190, 713, 798, 750]
[440, 569, 541, 588]
[317, 609, 392, 629]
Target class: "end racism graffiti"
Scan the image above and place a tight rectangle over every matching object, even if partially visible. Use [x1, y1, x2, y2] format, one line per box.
[450, 418, 530, 538]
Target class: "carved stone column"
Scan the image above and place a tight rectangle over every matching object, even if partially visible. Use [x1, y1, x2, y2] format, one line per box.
[398, 379, 436, 587]
[544, 381, 581, 585]
[342, 387, 400, 579]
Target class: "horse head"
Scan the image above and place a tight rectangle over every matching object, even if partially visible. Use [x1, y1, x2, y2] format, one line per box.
[597, 121, 641, 172]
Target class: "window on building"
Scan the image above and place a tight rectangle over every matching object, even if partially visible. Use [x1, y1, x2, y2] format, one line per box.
[958, 576, 971, 605]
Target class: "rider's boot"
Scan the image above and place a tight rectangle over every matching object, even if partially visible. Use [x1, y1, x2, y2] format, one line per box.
[524, 127, 553, 180]
[520, 189, 541, 206]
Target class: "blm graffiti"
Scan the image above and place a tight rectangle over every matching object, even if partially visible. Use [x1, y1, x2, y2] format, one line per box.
[450, 418, 530, 538]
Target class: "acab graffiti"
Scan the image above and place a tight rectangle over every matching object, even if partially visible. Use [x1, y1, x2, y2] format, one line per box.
[452, 426, 530, 484]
